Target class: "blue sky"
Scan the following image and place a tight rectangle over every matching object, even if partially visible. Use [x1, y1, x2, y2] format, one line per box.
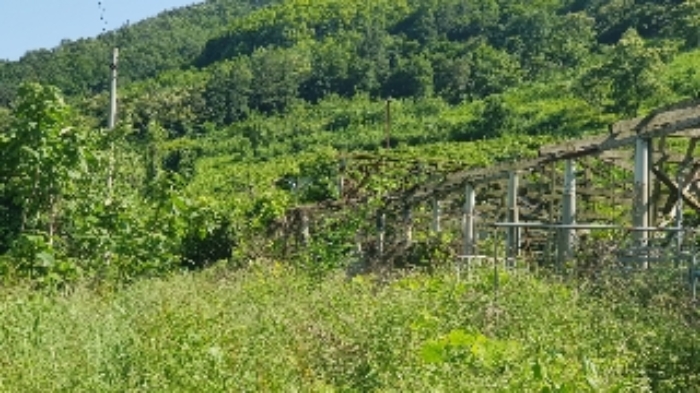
[0, 0, 204, 61]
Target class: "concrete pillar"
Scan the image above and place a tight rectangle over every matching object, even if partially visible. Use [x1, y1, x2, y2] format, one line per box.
[377, 209, 386, 257]
[301, 210, 310, 246]
[633, 137, 650, 246]
[557, 160, 576, 266]
[403, 204, 413, 246]
[506, 171, 520, 262]
[337, 158, 346, 199]
[432, 197, 441, 233]
[462, 183, 476, 256]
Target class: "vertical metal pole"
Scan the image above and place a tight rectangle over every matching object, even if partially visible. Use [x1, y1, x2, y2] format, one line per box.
[301, 210, 310, 246]
[403, 204, 413, 246]
[558, 159, 576, 266]
[432, 197, 441, 233]
[108, 48, 119, 130]
[385, 98, 392, 149]
[355, 231, 363, 258]
[676, 168, 684, 256]
[650, 139, 661, 226]
[338, 158, 346, 200]
[493, 228, 500, 302]
[633, 137, 650, 246]
[463, 183, 476, 256]
[107, 48, 119, 198]
[506, 171, 520, 265]
[377, 209, 386, 257]
[549, 161, 556, 267]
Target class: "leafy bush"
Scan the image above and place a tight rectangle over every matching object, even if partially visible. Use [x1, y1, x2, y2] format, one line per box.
[1, 266, 698, 391]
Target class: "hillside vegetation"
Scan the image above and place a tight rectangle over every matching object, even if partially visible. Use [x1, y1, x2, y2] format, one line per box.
[2, 0, 700, 278]
[2, 0, 700, 389]
[3, 0, 700, 280]
[2, 266, 699, 391]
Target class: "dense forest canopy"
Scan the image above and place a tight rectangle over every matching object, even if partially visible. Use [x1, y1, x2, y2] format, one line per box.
[0, 0, 694, 109]
[0, 0, 278, 106]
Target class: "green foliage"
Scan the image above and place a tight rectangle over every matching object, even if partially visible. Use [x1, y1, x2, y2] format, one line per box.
[3, 0, 700, 291]
[576, 29, 672, 116]
[202, 59, 253, 124]
[0, 83, 87, 250]
[667, 0, 700, 49]
[0, 267, 698, 390]
[664, 50, 700, 101]
[3, 3, 700, 390]
[0, 0, 276, 105]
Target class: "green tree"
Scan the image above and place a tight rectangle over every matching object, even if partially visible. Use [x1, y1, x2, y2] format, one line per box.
[382, 54, 434, 99]
[576, 28, 668, 116]
[667, 0, 700, 48]
[299, 37, 356, 102]
[433, 51, 471, 104]
[203, 59, 254, 125]
[249, 48, 310, 114]
[469, 42, 522, 99]
[0, 84, 87, 241]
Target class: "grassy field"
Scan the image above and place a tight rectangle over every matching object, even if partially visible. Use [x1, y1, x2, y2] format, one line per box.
[1, 263, 699, 392]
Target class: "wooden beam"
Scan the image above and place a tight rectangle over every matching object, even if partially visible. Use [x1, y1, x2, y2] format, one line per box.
[666, 128, 700, 138]
[651, 166, 700, 213]
[540, 101, 700, 158]
[610, 98, 700, 134]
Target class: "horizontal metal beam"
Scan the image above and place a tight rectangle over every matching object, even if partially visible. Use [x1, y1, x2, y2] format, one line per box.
[493, 222, 694, 232]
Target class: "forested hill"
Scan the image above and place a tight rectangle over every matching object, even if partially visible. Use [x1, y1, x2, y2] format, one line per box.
[0, 0, 277, 106]
[3, 0, 699, 133]
[2, 0, 699, 115]
[192, 0, 685, 116]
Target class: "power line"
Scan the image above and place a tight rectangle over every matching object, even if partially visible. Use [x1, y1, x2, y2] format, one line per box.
[97, 1, 109, 33]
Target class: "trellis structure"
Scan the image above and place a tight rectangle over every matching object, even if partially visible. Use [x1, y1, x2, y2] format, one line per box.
[284, 99, 700, 288]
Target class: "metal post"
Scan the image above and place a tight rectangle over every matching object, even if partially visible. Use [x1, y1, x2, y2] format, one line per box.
[338, 158, 346, 199]
[548, 161, 556, 267]
[633, 138, 650, 246]
[558, 159, 576, 266]
[432, 197, 441, 233]
[403, 204, 413, 246]
[108, 48, 118, 130]
[384, 98, 392, 149]
[676, 168, 685, 256]
[107, 48, 119, 198]
[463, 183, 476, 256]
[506, 171, 520, 265]
[377, 209, 386, 257]
[301, 210, 310, 246]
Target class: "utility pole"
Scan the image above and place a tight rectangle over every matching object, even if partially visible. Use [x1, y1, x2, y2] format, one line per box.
[107, 48, 118, 197]
[108, 48, 119, 130]
[385, 98, 391, 149]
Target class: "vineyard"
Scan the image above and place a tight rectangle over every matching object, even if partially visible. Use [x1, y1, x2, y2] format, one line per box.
[3, 0, 700, 390]
[272, 100, 700, 296]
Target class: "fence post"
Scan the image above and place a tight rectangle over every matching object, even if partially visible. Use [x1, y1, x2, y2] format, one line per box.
[557, 159, 576, 268]
[301, 209, 310, 246]
[432, 197, 441, 233]
[506, 171, 520, 266]
[463, 183, 476, 256]
[403, 204, 413, 246]
[377, 209, 386, 258]
[633, 137, 650, 268]
[337, 158, 346, 200]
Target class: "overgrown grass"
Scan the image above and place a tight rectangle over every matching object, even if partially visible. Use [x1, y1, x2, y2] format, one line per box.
[1, 264, 698, 391]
